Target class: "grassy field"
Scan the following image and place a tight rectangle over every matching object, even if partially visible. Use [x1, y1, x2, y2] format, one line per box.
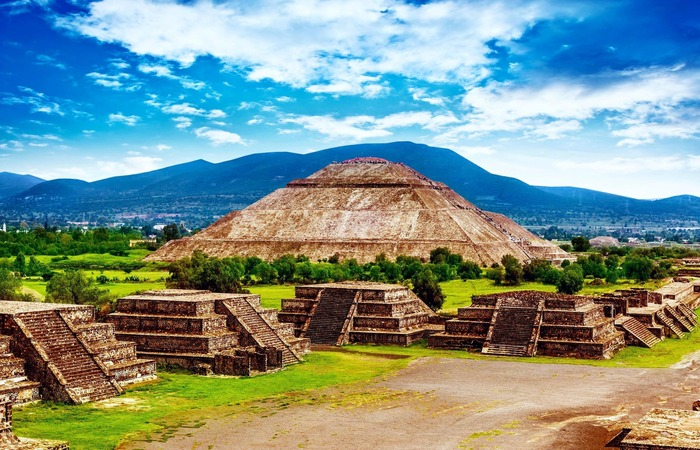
[13, 351, 409, 450]
[14, 309, 700, 449]
[248, 284, 296, 309]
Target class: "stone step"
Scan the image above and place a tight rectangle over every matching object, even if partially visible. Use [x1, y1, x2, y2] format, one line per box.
[618, 316, 661, 348]
[665, 306, 695, 332]
[220, 300, 301, 365]
[15, 311, 120, 403]
[482, 343, 529, 357]
[656, 310, 685, 338]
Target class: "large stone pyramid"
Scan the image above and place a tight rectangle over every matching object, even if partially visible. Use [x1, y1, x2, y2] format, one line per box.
[146, 158, 569, 265]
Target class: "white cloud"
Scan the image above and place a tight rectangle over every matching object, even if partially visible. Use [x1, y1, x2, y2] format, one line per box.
[57, 0, 571, 96]
[108, 113, 140, 126]
[194, 127, 245, 146]
[453, 67, 700, 144]
[138, 63, 206, 90]
[450, 145, 495, 157]
[409, 87, 446, 106]
[525, 120, 582, 140]
[181, 80, 205, 90]
[282, 115, 391, 140]
[172, 116, 192, 129]
[554, 155, 700, 174]
[161, 103, 226, 119]
[141, 144, 172, 151]
[94, 156, 163, 176]
[282, 110, 458, 140]
[138, 63, 176, 78]
[276, 96, 295, 103]
[247, 117, 263, 125]
[1, 86, 64, 115]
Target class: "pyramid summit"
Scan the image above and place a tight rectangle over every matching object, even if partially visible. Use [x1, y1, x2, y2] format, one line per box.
[146, 158, 569, 265]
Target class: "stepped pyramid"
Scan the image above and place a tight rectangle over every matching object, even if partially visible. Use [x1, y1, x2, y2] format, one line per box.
[107, 290, 308, 376]
[279, 282, 439, 346]
[0, 301, 156, 404]
[147, 157, 569, 265]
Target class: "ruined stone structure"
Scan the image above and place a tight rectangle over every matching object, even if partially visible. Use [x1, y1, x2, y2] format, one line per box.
[107, 290, 308, 376]
[0, 301, 156, 405]
[278, 283, 439, 346]
[429, 291, 626, 359]
[607, 408, 700, 449]
[429, 284, 699, 358]
[0, 393, 68, 449]
[599, 285, 698, 341]
[677, 258, 700, 278]
[146, 158, 570, 266]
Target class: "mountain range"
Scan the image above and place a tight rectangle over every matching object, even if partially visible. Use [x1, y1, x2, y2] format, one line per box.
[1, 142, 698, 228]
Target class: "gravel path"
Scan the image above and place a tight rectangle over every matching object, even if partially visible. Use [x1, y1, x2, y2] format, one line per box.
[120, 356, 700, 449]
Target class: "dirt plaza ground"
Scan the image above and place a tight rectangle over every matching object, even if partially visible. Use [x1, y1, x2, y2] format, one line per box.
[120, 353, 700, 450]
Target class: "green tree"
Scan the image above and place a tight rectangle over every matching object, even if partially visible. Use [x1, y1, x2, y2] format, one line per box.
[0, 268, 22, 299]
[571, 236, 591, 252]
[621, 255, 654, 282]
[13, 252, 26, 277]
[272, 254, 297, 283]
[429, 247, 451, 264]
[411, 268, 445, 311]
[167, 251, 247, 293]
[501, 254, 523, 286]
[485, 266, 504, 285]
[522, 258, 552, 282]
[46, 270, 109, 305]
[162, 224, 181, 242]
[253, 262, 278, 285]
[556, 265, 584, 294]
[458, 260, 481, 280]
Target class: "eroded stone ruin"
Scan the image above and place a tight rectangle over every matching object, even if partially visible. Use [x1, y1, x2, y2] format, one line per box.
[107, 290, 309, 376]
[429, 285, 699, 359]
[429, 291, 626, 358]
[0, 301, 156, 405]
[278, 282, 440, 346]
[0, 392, 68, 449]
[607, 408, 700, 449]
[146, 157, 570, 265]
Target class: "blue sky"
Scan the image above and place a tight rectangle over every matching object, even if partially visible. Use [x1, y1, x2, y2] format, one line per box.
[1, 0, 699, 199]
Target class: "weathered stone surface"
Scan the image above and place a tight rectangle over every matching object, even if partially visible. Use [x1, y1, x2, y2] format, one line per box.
[0, 301, 156, 405]
[108, 290, 307, 376]
[429, 291, 625, 359]
[146, 158, 570, 265]
[607, 408, 700, 449]
[279, 282, 439, 346]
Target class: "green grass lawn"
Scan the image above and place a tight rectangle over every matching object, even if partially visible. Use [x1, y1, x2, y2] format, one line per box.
[14, 314, 700, 449]
[248, 284, 296, 309]
[13, 351, 409, 450]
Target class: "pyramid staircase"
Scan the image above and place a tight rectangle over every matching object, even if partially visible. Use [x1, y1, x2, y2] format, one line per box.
[664, 306, 695, 332]
[0, 335, 40, 404]
[655, 309, 685, 338]
[678, 303, 698, 322]
[482, 299, 543, 357]
[305, 289, 359, 345]
[218, 299, 301, 366]
[13, 311, 122, 404]
[616, 316, 661, 348]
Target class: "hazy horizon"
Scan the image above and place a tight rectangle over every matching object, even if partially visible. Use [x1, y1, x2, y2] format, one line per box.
[1, 0, 699, 199]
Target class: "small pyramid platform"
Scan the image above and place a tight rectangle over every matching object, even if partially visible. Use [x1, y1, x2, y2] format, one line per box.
[107, 290, 308, 376]
[278, 282, 440, 346]
[429, 291, 626, 359]
[146, 158, 569, 265]
[0, 301, 156, 404]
